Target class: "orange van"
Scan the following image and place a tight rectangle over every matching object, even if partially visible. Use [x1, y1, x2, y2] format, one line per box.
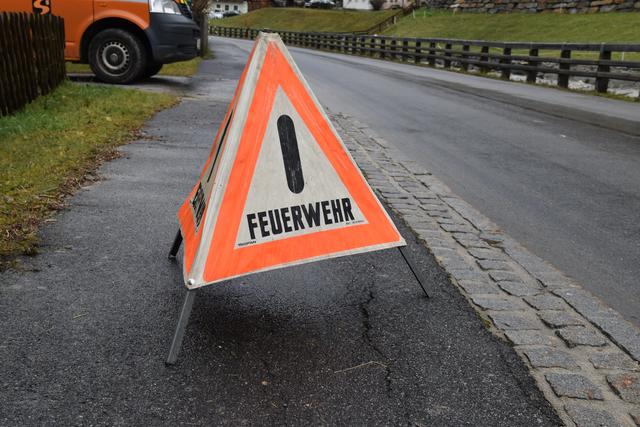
[0, 0, 200, 83]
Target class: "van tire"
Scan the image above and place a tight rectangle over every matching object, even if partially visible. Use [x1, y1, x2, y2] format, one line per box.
[88, 29, 147, 84]
[143, 62, 164, 79]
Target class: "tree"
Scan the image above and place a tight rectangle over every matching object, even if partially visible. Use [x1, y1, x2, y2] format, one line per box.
[191, 0, 210, 57]
[369, 0, 385, 9]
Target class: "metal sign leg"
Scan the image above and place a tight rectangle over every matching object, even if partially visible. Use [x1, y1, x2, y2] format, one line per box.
[168, 229, 183, 259]
[398, 246, 431, 298]
[166, 289, 197, 365]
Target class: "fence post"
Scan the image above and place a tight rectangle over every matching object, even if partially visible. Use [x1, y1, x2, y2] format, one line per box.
[402, 40, 408, 62]
[428, 42, 436, 67]
[527, 47, 539, 83]
[390, 39, 397, 60]
[501, 47, 512, 80]
[461, 44, 470, 71]
[415, 40, 421, 65]
[444, 43, 452, 68]
[596, 44, 611, 93]
[380, 38, 386, 60]
[369, 37, 375, 57]
[479, 45, 490, 73]
[558, 47, 571, 89]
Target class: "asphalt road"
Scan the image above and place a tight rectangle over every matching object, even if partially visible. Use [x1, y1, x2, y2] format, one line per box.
[0, 56, 559, 425]
[212, 37, 640, 327]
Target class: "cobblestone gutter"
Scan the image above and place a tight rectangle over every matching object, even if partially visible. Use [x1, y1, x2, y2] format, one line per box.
[331, 112, 640, 427]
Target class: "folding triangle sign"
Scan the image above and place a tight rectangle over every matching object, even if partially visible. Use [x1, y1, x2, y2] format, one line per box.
[176, 32, 405, 289]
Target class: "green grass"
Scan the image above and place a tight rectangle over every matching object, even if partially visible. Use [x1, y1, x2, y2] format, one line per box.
[0, 82, 176, 258]
[66, 56, 203, 77]
[385, 9, 640, 43]
[213, 7, 397, 33]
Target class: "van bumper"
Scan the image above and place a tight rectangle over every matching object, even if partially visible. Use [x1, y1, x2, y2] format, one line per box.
[146, 13, 200, 64]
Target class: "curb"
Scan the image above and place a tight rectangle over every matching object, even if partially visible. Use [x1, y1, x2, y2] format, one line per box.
[331, 111, 640, 427]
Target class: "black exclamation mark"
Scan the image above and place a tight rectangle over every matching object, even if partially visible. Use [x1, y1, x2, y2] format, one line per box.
[277, 115, 305, 194]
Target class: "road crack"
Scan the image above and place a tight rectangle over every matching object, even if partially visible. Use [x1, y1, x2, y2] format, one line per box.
[358, 284, 393, 397]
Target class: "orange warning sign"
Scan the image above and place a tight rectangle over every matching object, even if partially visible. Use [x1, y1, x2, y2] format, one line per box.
[177, 33, 405, 289]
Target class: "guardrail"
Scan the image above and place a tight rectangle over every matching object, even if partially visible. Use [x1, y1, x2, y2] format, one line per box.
[0, 12, 66, 117]
[210, 26, 640, 94]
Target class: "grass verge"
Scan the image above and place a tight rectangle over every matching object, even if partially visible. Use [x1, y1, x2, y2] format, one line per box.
[0, 82, 176, 259]
[213, 7, 397, 33]
[386, 9, 640, 43]
[66, 56, 203, 77]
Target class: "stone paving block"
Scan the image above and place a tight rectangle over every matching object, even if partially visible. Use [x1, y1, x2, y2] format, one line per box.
[504, 330, 559, 346]
[441, 223, 476, 233]
[409, 222, 440, 232]
[451, 232, 488, 246]
[397, 208, 421, 217]
[414, 229, 441, 239]
[436, 249, 466, 260]
[420, 238, 452, 248]
[535, 272, 574, 290]
[429, 214, 454, 222]
[456, 239, 491, 249]
[479, 232, 505, 245]
[524, 294, 566, 311]
[476, 259, 511, 271]
[424, 209, 448, 217]
[545, 373, 603, 400]
[470, 296, 525, 311]
[556, 326, 608, 348]
[403, 162, 430, 175]
[445, 200, 498, 232]
[589, 352, 639, 371]
[435, 217, 458, 225]
[564, 403, 624, 427]
[497, 281, 543, 297]
[467, 248, 507, 261]
[456, 280, 501, 295]
[383, 195, 410, 202]
[585, 314, 640, 363]
[450, 269, 487, 282]
[488, 312, 542, 330]
[606, 373, 640, 404]
[390, 202, 419, 210]
[523, 347, 580, 369]
[430, 247, 456, 259]
[538, 310, 585, 328]
[488, 270, 522, 283]
[552, 288, 610, 320]
[413, 192, 437, 200]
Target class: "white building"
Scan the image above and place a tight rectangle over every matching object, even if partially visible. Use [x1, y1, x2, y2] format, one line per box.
[211, 0, 249, 14]
[342, 0, 372, 9]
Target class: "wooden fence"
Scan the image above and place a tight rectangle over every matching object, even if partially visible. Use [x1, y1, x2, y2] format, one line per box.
[0, 12, 66, 117]
[211, 26, 640, 94]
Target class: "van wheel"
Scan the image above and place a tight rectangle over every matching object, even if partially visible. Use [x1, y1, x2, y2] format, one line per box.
[88, 29, 147, 84]
[143, 62, 164, 79]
